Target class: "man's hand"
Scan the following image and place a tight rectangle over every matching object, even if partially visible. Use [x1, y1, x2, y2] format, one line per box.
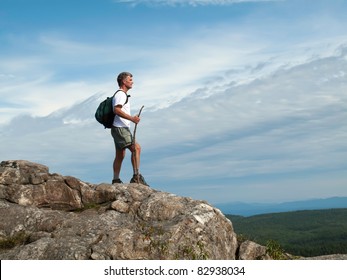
[132, 115, 140, 124]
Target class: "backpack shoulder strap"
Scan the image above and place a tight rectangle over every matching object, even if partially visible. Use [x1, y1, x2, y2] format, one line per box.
[114, 90, 129, 106]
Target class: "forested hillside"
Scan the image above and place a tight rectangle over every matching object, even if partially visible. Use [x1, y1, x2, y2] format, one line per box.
[227, 209, 347, 257]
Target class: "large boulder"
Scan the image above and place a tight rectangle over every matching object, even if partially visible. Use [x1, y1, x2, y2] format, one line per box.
[0, 160, 238, 260]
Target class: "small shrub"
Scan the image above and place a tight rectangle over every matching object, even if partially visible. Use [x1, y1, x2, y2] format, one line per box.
[0, 232, 30, 250]
[266, 239, 287, 260]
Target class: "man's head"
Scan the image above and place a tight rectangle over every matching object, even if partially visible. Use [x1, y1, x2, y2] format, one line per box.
[117, 72, 133, 89]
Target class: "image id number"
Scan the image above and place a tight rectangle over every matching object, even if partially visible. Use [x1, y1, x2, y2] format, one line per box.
[197, 266, 245, 276]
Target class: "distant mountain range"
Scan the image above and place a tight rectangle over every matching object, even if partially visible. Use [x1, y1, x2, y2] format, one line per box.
[215, 197, 347, 216]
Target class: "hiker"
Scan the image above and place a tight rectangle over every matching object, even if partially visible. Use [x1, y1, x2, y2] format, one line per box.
[111, 72, 148, 185]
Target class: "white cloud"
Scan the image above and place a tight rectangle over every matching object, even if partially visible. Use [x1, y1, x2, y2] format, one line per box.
[2, 44, 346, 204]
[2, 0, 347, 203]
[114, 0, 282, 7]
[135, 47, 347, 203]
[2, 1, 346, 124]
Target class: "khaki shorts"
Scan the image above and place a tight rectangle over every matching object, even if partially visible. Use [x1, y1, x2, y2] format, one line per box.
[111, 127, 133, 150]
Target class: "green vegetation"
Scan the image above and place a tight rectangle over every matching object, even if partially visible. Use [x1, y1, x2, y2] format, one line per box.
[139, 223, 209, 260]
[265, 240, 288, 260]
[0, 231, 30, 250]
[226, 208, 347, 257]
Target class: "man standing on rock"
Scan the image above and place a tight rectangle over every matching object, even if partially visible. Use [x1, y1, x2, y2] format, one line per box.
[111, 72, 148, 186]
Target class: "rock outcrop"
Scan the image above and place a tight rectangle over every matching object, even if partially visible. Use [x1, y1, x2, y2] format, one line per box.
[238, 240, 271, 260]
[0, 160, 238, 260]
[2, 160, 345, 260]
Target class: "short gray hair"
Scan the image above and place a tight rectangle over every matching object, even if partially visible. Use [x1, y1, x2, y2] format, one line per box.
[117, 72, 133, 87]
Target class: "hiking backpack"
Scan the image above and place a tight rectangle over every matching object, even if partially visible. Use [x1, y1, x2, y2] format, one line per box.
[95, 90, 129, 129]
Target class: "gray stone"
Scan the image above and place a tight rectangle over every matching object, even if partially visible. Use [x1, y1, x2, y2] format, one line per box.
[238, 240, 270, 260]
[0, 160, 238, 260]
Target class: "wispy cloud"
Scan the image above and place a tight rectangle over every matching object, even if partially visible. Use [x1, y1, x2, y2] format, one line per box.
[1, 45, 346, 203]
[114, 0, 281, 7]
[1, 0, 347, 204]
[1, 0, 345, 124]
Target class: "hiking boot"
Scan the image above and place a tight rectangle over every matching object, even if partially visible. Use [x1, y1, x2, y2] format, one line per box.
[112, 178, 123, 184]
[130, 174, 149, 186]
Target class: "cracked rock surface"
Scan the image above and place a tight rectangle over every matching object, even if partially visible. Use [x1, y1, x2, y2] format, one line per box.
[0, 160, 238, 260]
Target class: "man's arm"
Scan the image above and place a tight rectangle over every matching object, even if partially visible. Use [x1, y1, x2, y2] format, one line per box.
[114, 105, 140, 124]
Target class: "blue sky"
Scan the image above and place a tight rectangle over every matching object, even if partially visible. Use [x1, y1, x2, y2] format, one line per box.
[1, 0, 347, 205]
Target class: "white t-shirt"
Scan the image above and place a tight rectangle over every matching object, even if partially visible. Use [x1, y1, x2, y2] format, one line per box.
[112, 90, 131, 128]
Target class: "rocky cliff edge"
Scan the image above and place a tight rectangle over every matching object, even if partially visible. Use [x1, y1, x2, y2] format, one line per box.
[2, 160, 345, 260]
[0, 160, 239, 260]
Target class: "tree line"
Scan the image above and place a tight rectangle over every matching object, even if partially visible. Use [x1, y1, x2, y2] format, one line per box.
[226, 208, 347, 257]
